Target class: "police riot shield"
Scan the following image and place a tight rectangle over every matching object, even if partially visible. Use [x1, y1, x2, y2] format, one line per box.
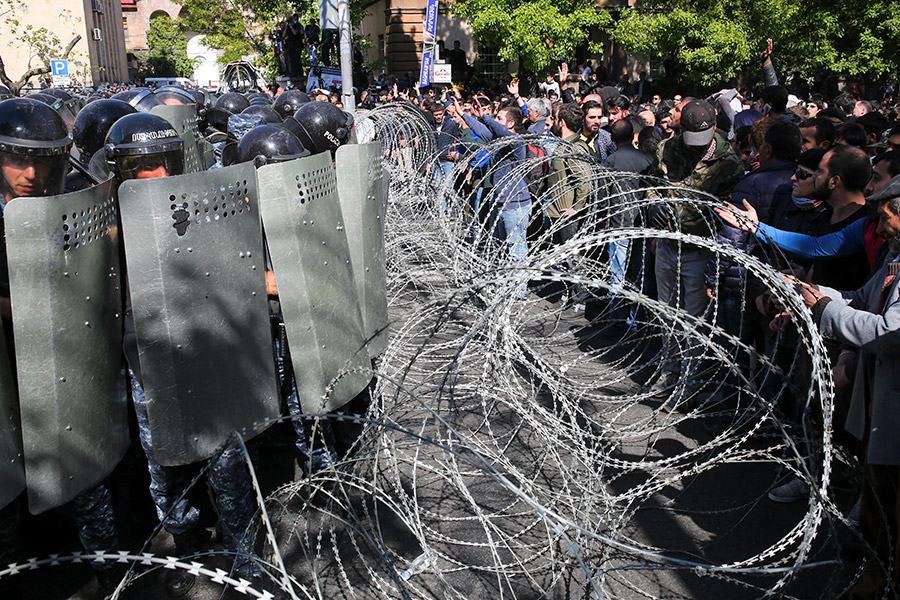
[118, 162, 278, 466]
[257, 152, 371, 414]
[335, 143, 390, 358]
[199, 138, 216, 170]
[151, 104, 203, 174]
[5, 179, 129, 514]
[0, 318, 24, 510]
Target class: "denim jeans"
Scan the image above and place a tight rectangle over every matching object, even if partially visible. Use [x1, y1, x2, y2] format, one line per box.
[490, 202, 531, 263]
[654, 242, 711, 379]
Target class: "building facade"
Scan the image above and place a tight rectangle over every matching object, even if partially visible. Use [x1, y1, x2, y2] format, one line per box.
[121, 0, 222, 87]
[0, 0, 128, 88]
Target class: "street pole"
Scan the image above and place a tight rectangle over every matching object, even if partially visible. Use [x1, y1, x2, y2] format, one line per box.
[338, 0, 355, 110]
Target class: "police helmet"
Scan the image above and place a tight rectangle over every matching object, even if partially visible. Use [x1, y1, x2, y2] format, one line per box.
[207, 92, 250, 133]
[111, 88, 164, 113]
[240, 104, 282, 125]
[283, 101, 354, 156]
[273, 90, 311, 120]
[246, 92, 272, 106]
[0, 97, 72, 197]
[216, 92, 250, 114]
[27, 92, 78, 133]
[73, 99, 137, 159]
[43, 88, 78, 113]
[104, 113, 184, 180]
[237, 125, 310, 164]
[154, 86, 196, 106]
[182, 88, 211, 126]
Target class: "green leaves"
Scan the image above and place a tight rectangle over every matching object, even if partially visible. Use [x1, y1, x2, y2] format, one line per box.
[610, 0, 900, 85]
[452, 0, 610, 73]
[138, 15, 197, 78]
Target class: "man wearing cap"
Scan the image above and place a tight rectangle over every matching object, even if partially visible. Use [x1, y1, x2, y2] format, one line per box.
[648, 99, 744, 401]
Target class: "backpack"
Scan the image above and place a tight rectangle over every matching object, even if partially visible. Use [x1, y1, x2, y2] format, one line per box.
[524, 142, 549, 198]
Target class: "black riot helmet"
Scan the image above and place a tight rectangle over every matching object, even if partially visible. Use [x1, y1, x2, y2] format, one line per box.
[0, 97, 72, 199]
[237, 125, 310, 164]
[73, 99, 137, 159]
[27, 92, 77, 133]
[182, 87, 211, 127]
[111, 88, 164, 113]
[216, 92, 250, 114]
[273, 90, 310, 120]
[208, 92, 250, 133]
[283, 101, 354, 157]
[104, 113, 184, 180]
[241, 104, 282, 125]
[246, 92, 272, 106]
[43, 88, 78, 113]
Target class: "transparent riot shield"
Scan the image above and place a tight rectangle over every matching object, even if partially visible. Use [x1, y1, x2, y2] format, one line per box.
[5, 179, 128, 514]
[151, 104, 203, 174]
[335, 143, 390, 358]
[118, 162, 279, 466]
[0, 318, 24, 510]
[257, 152, 371, 413]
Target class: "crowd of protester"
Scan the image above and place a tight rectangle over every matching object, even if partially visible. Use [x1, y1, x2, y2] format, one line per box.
[398, 40, 900, 600]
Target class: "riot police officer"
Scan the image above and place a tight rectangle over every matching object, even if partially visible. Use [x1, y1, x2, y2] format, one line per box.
[105, 112, 260, 598]
[0, 96, 123, 599]
[284, 100, 355, 157]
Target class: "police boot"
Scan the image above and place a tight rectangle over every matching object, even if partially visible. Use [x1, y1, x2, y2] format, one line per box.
[165, 528, 209, 597]
[96, 563, 128, 599]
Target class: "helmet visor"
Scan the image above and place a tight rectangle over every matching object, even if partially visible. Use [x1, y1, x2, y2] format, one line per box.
[116, 150, 184, 180]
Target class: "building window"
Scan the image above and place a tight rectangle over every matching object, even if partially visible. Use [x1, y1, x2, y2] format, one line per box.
[123, 17, 129, 41]
[476, 45, 504, 79]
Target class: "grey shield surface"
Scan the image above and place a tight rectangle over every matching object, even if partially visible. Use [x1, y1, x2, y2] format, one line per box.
[118, 162, 278, 466]
[199, 138, 216, 170]
[335, 143, 390, 358]
[5, 180, 129, 514]
[0, 318, 24, 510]
[258, 153, 371, 413]
[151, 104, 203, 173]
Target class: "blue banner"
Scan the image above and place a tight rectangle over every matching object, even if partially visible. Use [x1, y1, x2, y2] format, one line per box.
[418, 51, 432, 88]
[424, 0, 438, 38]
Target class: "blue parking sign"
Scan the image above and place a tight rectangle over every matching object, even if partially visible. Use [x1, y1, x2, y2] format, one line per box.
[50, 60, 69, 76]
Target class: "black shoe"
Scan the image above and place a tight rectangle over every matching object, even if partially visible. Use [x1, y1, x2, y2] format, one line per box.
[165, 528, 211, 597]
[96, 563, 128, 598]
[165, 567, 196, 598]
[648, 373, 678, 400]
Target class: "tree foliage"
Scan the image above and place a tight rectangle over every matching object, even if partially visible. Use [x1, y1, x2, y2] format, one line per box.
[451, 0, 609, 74]
[176, 0, 372, 81]
[0, 0, 84, 94]
[610, 0, 900, 86]
[138, 14, 197, 79]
